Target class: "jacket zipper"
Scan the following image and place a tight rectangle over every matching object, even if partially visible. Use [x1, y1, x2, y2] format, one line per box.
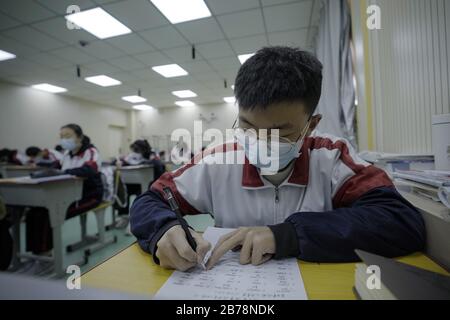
[274, 187, 279, 224]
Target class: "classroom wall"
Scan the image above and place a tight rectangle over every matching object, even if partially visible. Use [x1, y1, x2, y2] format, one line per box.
[352, 0, 450, 154]
[134, 103, 238, 155]
[0, 80, 130, 160]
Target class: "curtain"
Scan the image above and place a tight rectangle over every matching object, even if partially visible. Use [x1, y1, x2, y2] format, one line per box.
[315, 0, 356, 147]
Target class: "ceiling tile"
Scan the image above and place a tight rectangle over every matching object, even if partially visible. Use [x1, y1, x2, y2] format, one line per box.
[0, 35, 38, 57]
[139, 26, 188, 50]
[261, 0, 302, 6]
[83, 61, 122, 74]
[207, 56, 240, 71]
[133, 50, 172, 66]
[196, 40, 235, 59]
[229, 34, 268, 53]
[107, 34, 155, 54]
[205, 0, 260, 15]
[3, 26, 66, 50]
[103, 0, 168, 32]
[163, 46, 198, 63]
[80, 41, 125, 59]
[35, 0, 97, 15]
[108, 56, 146, 71]
[263, 1, 312, 32]
[182, 60, 215, 74]
[217, 9, 265, 39]
[0, 12, 21, 30]
[176, 18, 224, 44]
[50, 46, 98, 64]
[27, 52, 72, 69]
[267, 28, 309, 48]
[32, 17, 97, 45]
[0, 0, 55, 23]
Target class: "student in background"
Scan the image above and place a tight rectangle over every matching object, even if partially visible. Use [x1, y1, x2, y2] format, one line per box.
[24, 124, 103, 275]
[115, 140, 166, 227]
[25, 146, 62, 167]
[0, 148, 28, 165]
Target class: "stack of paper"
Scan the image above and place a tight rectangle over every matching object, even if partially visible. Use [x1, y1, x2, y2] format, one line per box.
[154, 227, 307, 300]
[393, 170, 450, 209]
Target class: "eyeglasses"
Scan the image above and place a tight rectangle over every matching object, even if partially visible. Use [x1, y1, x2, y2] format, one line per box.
[232, 116, 312, 155]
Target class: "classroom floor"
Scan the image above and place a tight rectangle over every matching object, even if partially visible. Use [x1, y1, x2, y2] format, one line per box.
[12, 197, 215, 278]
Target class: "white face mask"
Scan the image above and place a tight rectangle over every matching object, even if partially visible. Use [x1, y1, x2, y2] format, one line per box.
[235, 120, 311, 175]
[125, 152, 144, 164]
[60, 138, 77, 151]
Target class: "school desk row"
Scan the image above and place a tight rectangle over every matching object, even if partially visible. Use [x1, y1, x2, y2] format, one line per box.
[0, 164, 155, 277]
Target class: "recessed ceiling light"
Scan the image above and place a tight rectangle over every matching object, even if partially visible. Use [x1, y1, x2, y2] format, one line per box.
[238, 53, 255, 64]
[0, 49, 16, 61]
[31, 83, 67, 93]
[122, 95, 147, 103]
[133, 104, 154, 111]
[172, 90, 197, 98]
[65, 7, 131, 39]
[175, 100, 195, 107]
[152, 64, 188, 78]
[150, 0, 211, 24]
[85, 75, 121, 87]
[231, 84, 235, 90]
[223, 96, 236, 104]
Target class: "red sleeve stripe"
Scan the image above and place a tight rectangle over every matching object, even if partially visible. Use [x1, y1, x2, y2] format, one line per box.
[151, 143, 238, 215]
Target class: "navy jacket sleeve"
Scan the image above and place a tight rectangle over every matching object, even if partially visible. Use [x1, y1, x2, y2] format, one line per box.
[269, 187, 426, 262]
[65, 165, 97, 178]
[130, 190, 183, 264]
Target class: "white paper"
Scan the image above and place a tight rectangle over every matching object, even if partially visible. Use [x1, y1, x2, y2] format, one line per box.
[154, 227, 307, 300]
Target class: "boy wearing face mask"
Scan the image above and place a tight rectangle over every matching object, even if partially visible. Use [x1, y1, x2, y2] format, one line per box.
[130, 46, 425, 272]
[23, 124, 103, 274]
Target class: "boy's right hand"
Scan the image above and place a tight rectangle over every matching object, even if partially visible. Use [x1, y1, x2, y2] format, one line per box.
[155, 225, 211, 271]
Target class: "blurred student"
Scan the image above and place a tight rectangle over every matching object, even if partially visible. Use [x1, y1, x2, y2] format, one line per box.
[25, 146, 62, 167]
[24, 124, 103, 275]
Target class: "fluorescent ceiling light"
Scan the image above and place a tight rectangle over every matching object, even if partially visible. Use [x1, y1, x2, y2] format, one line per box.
[172, 90, 197, 98]
[65, 7, 131, 39]
[231, 84, 235, 90]
[85, 75, 121, 87]
[175, 100, 195, 107]
[133, 104, 154, 111]
[31, 83, 67, 93]
[150, 0, 211, 24]
[238, 53, 255, 64]
[122, 95, 147, 103]
[223, 96, 236, 104]
[0, 49, 16, 61]
[152, 64, 188, 78]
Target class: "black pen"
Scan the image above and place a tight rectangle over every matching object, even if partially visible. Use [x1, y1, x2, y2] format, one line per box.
[162, 187, 197, 252]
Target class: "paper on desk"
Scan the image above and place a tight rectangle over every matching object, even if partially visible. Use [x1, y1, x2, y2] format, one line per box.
[154, 227, 307, 300]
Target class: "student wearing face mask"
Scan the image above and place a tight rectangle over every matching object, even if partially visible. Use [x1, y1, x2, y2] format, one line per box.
[23, 124, 103, 275]
[130, 46, 425, 272]
[116, 140, 166, 224]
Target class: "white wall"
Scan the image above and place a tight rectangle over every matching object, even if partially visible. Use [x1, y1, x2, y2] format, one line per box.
[0, 81, 130, 159]
[134, 103, 239, 154]
[352, 0, 450, 154]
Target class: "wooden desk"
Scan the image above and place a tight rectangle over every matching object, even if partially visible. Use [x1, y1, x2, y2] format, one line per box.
[0, 175, 83, 277]
[1, 165, 42, 178]
[118, 165, 154, 194]
[82, 243, 449, 299]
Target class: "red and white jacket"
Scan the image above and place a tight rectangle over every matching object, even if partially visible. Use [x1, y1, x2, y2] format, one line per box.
[131, 131, 425, 263]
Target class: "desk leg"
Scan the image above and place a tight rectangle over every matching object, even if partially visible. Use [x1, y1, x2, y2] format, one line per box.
[10, 207, 23, 270]
[52, 224, 64, 277]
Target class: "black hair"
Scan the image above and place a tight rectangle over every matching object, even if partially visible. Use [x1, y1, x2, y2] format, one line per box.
[25, 146, 42, 157]
[234, 46, 323, 115]
[130, 139, 152, 159]
[55, 145, 64, 152]
[61, 123, 91, 146]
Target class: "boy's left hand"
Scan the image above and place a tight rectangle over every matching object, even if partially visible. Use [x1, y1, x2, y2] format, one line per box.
[206, 227, 276, 270]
